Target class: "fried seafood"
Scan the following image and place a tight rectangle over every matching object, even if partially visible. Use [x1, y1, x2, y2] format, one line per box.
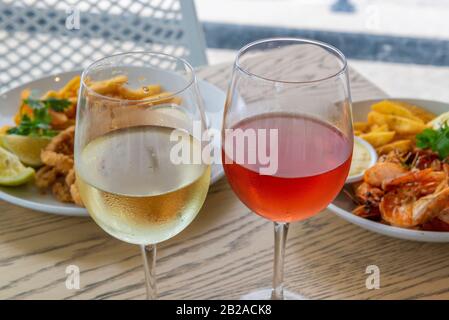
[353, 150, 449, 229]
[65, 168, 83, 206]
[380, 170, 449, 227]
[41, 126, 74, 174]
[363, 161, 407, 188]
[35, 165, 59, 189]
[35, 126, 82, 206]
[70, 183, 83, 206]
[44, 125, 75, 156]
[362, 151, 407, 188]
[439, 211, 449, 224]
[65, 168, 75, 185]
[41, 151, 73, 174]
[52, 178, 73, 203]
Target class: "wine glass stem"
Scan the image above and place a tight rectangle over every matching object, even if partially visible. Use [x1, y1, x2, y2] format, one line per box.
[140, 244, 157, 300]
[271, 222, 289, 300]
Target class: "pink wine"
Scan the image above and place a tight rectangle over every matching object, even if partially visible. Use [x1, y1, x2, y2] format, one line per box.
[222, 113, 352, 222]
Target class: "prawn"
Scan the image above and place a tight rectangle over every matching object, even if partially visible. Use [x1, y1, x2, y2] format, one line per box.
[379, 169, 449, 227]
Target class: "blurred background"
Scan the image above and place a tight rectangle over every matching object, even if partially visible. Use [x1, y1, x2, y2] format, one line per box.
[197, 0, 449, 101]
[1, 0, 448, 101]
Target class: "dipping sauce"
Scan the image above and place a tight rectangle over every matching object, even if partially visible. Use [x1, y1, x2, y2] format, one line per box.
[349, 138, 372, 177]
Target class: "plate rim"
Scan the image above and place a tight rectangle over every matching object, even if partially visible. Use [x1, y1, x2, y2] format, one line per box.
[328, 97, 449, 242]
[0, 69, 226, 217]
[0, 186, 88, 216]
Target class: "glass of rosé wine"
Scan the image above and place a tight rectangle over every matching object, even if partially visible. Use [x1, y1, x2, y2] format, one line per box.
[222, 38, 353, 299]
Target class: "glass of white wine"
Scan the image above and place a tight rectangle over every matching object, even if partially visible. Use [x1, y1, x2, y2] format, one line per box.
[74, 52, 210, 299]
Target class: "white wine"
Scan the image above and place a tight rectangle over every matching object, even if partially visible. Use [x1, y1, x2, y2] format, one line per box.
[76, 125, 210, 245]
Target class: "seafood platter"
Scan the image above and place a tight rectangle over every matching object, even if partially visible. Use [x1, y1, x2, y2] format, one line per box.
[330, 99, 449, 242]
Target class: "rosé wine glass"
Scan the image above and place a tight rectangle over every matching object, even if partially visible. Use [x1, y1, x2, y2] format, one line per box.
[222, 38, 353, 299]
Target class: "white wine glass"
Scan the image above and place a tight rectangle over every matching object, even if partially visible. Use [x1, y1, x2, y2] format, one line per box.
[74, 52, 210, 299]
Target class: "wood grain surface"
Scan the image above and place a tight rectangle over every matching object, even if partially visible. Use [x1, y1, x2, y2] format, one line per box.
[1, 62, 449, 300]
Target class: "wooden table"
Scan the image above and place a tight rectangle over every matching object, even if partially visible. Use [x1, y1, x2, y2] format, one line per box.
[1, 62, 449, 300]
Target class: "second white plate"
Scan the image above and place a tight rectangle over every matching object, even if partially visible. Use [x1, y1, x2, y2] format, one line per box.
[328, 98, 449, 242]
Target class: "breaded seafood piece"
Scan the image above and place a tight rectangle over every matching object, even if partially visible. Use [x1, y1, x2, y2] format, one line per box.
[35, 165, 59, 189]
[41, 126, 75, 174]
[52, 179, 73, 203]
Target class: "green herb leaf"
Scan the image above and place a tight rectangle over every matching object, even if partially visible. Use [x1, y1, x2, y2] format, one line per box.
[5, 97, 69, 137]
[416, 128, 438, 149]
[23, 98, 45, 110]
[24, 97, 71, 112]
[416, 124, 449, 159]
[43, 97, 71, 112]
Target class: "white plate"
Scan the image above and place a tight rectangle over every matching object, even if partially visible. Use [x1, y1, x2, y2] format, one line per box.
[328, 98, 449, 242]
[0, 71, 226, 217]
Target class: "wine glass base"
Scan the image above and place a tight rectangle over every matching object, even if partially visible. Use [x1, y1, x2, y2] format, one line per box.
[240, 288, 305, 300]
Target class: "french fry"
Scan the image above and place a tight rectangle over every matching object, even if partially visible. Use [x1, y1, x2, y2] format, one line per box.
[20, 89, 31, 101]
[0, 125, 11, 134]
[354, 122, 369, 132]
[117, 85, 162, 100]
[60, 91, 74, 99]
[396, 101, 436, 123]
[376, 140, 412, 155]
[354, 130, 362, 136]
[87, 75, 128, 95]
[371, 100, 424, 123]
[15, 89, 33, 124]
[367, 111, 426, 135]
[143, 91, 182, 106]
[360, 131, 395, 147]
[58, 75, 80, 97]
[67, 97, 77, 104]
[367, 111, 380, 126]
[370, 124, 389, 132]
[41, 90, 60, 99]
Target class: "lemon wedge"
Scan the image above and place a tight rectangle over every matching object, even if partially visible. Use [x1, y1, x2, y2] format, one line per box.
[1, 134, 51, 167]
[0, 146, 35, 186]
[0, 126, 11, 148]
[428, 111, 449, 129]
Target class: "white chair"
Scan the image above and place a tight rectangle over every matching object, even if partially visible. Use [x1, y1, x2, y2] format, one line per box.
[0, 0, 208, 92]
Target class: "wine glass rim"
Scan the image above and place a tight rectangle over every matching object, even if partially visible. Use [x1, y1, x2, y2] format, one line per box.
[235, 37, 348, 84]
[80, 51, 196, 103]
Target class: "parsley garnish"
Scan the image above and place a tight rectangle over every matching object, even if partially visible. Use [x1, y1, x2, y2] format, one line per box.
[6, 97, 70, 137]
[24, 97, 71, 112]
[416, 124, 449, 159]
